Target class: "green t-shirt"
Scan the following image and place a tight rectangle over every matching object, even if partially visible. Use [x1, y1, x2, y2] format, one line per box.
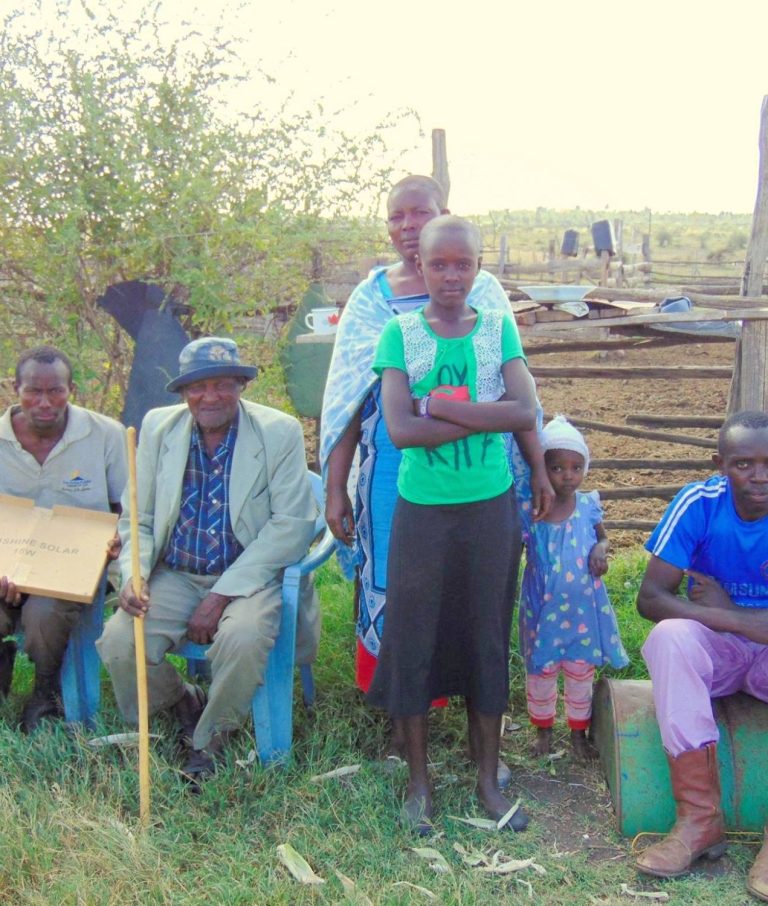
[373, 308, 525, 505]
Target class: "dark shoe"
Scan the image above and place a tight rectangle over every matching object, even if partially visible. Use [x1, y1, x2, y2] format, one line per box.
[173, 683, 207, 747]
[636, 743, 727, 878]
[398, 795, 434, 837]
[484, 797, 530, 832]
[0, 640, 17, 698]
[181, 732, 224, 793]
[496, 757, 513, 790]
[497, 800, 530, 832]
[182, 747, 217, 793]
[21, 674, 63, 733]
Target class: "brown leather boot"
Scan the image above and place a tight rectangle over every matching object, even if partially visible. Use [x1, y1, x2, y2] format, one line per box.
[0, 640, 17, 698]
[636, 743, 727, 878]
[747, 829, 768, 901]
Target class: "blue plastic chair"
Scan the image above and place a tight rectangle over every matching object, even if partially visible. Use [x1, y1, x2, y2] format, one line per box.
[176, 471, 334, 764]
[11, 574, 108, 728]
[60, 575, 108, 726]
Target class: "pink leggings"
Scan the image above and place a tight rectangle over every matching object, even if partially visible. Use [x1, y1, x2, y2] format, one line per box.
[526, 660, 596, 730]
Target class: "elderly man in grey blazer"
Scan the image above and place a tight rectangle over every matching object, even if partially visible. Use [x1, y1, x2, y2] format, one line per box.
[98, 337, 319, 783]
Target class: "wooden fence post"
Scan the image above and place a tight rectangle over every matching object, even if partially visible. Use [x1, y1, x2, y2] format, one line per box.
[732, 95, 768, 411]
[311, 247, 323, 281]
[614, 219, 624, 258]
[498, 235, 508, 277]
[599, 250, 611, 286]
[642, 234, 652, 286]
[431, 129, 450, 205]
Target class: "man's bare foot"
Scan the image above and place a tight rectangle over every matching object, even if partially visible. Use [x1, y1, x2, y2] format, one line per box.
[532, 726, 553, 756]
[570, 729, 599, 762]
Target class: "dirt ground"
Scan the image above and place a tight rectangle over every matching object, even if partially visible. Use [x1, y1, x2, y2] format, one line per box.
[528, 333, 734, 550]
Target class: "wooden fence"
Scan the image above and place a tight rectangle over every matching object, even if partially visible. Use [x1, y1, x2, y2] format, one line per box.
[518, 309, 737, 531]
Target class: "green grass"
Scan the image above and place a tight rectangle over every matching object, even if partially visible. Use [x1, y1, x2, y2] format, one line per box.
[0, 552, 759, 905]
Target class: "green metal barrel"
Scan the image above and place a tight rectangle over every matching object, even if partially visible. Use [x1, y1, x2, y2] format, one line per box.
[592, 677, 768, 837]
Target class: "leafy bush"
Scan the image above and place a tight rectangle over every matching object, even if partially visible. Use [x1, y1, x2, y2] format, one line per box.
[0, 1, 416, 407]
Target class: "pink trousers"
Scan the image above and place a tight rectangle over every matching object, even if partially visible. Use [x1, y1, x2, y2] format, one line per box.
[642, 618, 768, 757]
[526, 660, 596, 730]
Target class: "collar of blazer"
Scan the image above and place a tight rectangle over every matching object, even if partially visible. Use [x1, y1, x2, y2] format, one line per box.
[157, 401, 268, 533]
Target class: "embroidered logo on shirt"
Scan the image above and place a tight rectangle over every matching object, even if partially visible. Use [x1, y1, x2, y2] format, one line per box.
[62, 470, 92, 492]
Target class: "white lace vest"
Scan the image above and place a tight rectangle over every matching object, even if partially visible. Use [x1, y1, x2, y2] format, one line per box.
[398, 309, 506, 402]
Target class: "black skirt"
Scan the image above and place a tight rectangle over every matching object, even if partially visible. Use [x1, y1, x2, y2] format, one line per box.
[367, 489, 521, 716]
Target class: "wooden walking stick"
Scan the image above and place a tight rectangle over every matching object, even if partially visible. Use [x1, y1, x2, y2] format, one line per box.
[126, 426, 151, 826]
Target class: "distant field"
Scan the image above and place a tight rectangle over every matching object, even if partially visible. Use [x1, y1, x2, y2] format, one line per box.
[322, 208, 754, 304]
[471, 207, 752, 269]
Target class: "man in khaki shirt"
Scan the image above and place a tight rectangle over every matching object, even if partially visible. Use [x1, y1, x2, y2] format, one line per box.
[0, 345, 126, 731]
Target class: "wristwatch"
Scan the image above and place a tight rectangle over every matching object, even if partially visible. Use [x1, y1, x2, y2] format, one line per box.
[418, 396, 431, 418]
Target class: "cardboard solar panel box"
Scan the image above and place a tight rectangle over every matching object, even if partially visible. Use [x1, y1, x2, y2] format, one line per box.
[0, 494, 118, 603]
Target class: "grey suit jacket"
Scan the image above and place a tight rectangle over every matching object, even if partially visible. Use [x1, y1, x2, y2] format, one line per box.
[118, 399, 316, 599]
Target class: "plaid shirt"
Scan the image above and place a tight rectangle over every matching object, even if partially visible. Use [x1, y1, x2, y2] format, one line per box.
[164, 417, 244, 575]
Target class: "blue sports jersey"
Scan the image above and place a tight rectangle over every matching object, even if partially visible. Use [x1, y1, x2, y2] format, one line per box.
[646, 475, 768, 609]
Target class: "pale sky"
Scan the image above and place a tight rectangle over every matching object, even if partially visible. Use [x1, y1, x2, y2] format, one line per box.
[33, 0, 768, 215]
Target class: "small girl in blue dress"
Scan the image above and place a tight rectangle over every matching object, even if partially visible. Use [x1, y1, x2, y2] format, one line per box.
[519, 415, 628, 760]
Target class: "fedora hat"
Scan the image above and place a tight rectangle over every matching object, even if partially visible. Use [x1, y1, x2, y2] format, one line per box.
[166, 337, 258, 392]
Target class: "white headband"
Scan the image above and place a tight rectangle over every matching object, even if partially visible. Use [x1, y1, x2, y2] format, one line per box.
[541, 415, 590, 475]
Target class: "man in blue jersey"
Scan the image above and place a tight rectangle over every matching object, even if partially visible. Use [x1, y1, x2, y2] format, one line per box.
[635, 410, 768, 898]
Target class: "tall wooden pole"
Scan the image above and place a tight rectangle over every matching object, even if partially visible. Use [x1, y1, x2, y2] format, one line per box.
[732, 95, 768, 411]
[126, 427, 151, 826]
[498, 235, 508, 277]
[431, 128, 450, 205]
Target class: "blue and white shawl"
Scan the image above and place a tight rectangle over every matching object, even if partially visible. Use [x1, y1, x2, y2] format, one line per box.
[320, 266, 519, 472]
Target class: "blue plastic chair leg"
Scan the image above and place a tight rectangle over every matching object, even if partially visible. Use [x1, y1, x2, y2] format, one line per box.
[300, 664, 315, 710]
[60, 575, 107, 727]
[250, 573, 300, 764]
